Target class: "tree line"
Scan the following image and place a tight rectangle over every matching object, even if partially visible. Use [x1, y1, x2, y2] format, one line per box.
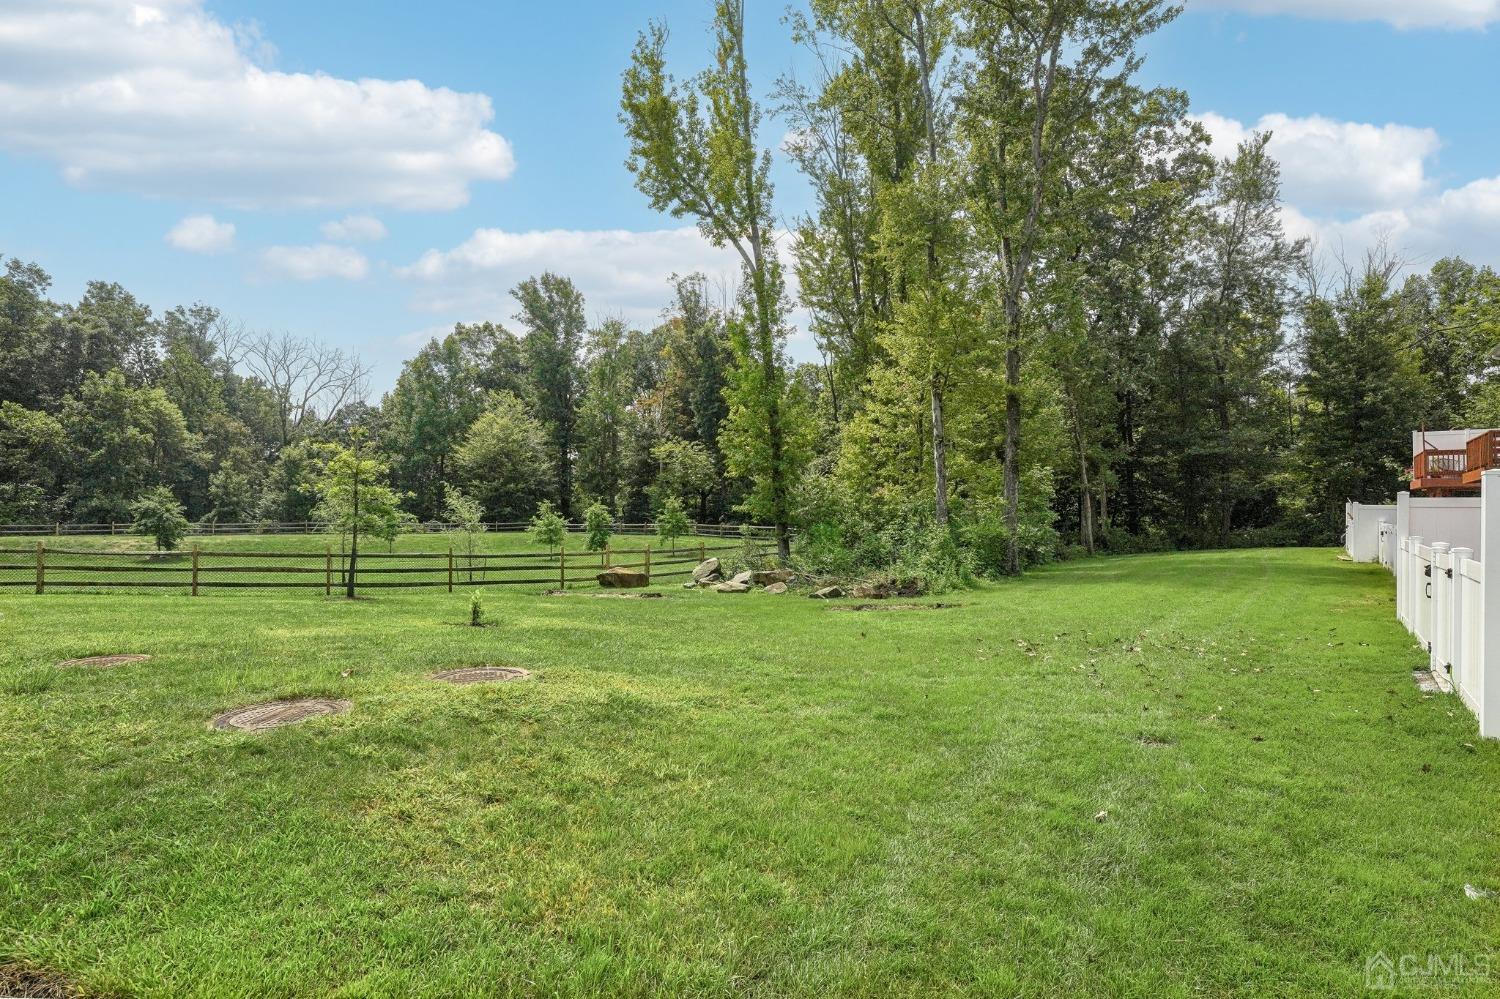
[3, 0, 1499, 582]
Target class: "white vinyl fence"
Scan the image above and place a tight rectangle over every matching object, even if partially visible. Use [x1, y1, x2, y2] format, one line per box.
[1392, 472, 1500, 738]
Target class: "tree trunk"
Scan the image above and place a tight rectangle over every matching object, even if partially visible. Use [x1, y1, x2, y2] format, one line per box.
[1002, 303, 1023, 574]
[931, 379, 949, 526]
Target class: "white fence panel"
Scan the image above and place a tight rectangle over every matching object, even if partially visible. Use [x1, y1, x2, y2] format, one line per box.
[1457, 556, 1483, 714]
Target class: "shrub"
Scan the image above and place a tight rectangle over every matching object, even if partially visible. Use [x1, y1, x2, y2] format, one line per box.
[583, 502, 613, 552]
[469, 591, 484, 627]
[130, 486, 189, 551]
[529, 500, 566, 552]
[655, 496, 691, 553]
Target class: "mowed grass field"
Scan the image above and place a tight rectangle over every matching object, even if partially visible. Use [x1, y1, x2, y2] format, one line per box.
[2, 548, 1497, 997]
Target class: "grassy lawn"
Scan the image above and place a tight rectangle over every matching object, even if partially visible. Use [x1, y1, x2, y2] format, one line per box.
[2, 548, 1496, 996]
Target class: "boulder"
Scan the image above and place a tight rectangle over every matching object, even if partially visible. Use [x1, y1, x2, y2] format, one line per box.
[764, 581, 789, 595]
[729, 570, 754, 586]
[810, 586, 844, 599]
[751, 569, 795, 586]
[598, 566, 649, 589]
[714, 581, 752, 593]
[692, 557, 722, 583]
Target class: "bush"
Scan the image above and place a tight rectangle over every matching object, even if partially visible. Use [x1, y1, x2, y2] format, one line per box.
[130, 486, 189, 551]
[655, 496, 691, 553]
[583, 502, 613, 552]
[469, 591, 484, 627]
[529, 500, 566, 552]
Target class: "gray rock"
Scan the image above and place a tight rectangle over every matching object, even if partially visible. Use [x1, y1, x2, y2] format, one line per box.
[692, 557, 722, 582]
[729, 570, 754, 586]
[751, 569, 795, 586]
[810, 586, 844, 599]
[765, 581, 788, 595]
[714, 581, 752, 593]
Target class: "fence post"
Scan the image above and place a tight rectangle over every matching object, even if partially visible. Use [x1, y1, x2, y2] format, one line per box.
[1452, 546, 1473, 693]
[559, 544, 566, 591]
[325, 545, 332, 597]
[605, 541, 611, 569]
[191, 544, 200, 597]
[698, 540, 705, 565]
[35, 540, 44, 594]
[448, 546, 454, 593]
[1479, 471, 1500, 738]
[644, 544, 652, 583]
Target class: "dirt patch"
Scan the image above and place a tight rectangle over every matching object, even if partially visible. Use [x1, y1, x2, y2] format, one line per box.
[543, 590, 664, 600]
[1136, 733, 1174, 747]
[1413, 669, 1444, 694]
[55, 654, 151, 669]
[210, 698, 351, 732]
[431, 666, 532, 684]
[829, 603, 962, 613]
[0, 963, 86, 998]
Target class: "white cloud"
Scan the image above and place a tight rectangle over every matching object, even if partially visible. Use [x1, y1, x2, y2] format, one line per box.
[1189, 0, 1500, 29]
[321, 214, 388, 243]
[262, 244, 369, 281]
[1196, 111, 1500, 270]
[399, 226, 747, 324]
[0, 0, 515, 210]
[1194, 112, 1439, 214]
[164, 213, 234, 254]
[397, 226, 813, 344]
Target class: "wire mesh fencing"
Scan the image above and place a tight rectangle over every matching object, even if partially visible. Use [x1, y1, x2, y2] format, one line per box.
[0, 538, 764, 596]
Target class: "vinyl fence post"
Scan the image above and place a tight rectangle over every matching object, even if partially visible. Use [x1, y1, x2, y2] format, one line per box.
[35, 540, 44, 594]
[1479, 470, 1500, 738]
[191, 544, 200, 596]
[448, 546, 454, 593]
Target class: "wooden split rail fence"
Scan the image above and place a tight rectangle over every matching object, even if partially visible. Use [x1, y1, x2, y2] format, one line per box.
[1, 540, 760, 597]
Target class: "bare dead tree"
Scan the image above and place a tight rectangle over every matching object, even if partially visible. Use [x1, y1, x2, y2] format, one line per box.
[240, 331, 370, 445]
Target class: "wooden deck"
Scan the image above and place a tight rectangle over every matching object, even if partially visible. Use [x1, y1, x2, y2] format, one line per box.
[1411, 430, 1500, 492]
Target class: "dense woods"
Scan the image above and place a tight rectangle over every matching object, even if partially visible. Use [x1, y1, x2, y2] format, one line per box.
[4, 0, 1500, 583]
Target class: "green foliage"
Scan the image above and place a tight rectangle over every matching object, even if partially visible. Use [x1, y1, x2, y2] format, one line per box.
[655, 496, 691, 552]
[444, 488, 486, 556]
[309, 432, 409, 559]
[582, 502, 613, 553]
[130, 485, 189, 550]
[0, 402, 67, 522]
[454, 392, 554, 521]
[469, 591, 484, 627]
[529, 500, 566, 552]
[514, 273, 586, 516]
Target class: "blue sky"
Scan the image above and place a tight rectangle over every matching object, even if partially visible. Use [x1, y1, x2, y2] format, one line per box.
[2, 0, 1498, 394]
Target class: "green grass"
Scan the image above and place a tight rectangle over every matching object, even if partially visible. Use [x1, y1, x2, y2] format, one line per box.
[1, 549, 1496, 996]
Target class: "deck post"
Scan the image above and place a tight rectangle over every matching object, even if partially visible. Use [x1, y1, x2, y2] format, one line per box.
[35, 540, 44, 594]
[1479, 471, 1500, 738]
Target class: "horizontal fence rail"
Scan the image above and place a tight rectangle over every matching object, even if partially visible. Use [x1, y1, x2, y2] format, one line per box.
[0, 520, 778, 538]
[2, 538, 766, 597]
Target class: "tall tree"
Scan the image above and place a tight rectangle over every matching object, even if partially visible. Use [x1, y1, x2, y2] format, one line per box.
[513, 273, 586, 517]
[962, 0, 1181, 571]
[621, 0, 808, 558]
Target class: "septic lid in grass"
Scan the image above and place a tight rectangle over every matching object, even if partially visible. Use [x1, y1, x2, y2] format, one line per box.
[56, 654, 151, 669]
[211, 698, 350, 732]
[431, 666, 532, 684]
